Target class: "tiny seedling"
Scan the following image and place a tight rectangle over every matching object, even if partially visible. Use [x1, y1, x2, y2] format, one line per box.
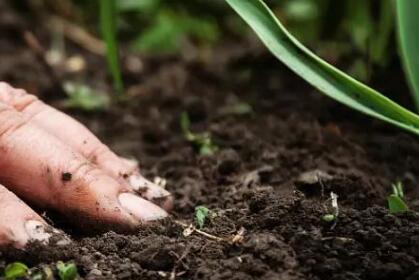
[195, 206, 211, 229]
[56, 261, 78, 280]
[322, 192, 339, 228]
[180, 112, 218, 156]
[4, 262, 28, 280]
[63, 82, 110, 111]
[321, 214, 335, 223]
[388, 181, 409, 214]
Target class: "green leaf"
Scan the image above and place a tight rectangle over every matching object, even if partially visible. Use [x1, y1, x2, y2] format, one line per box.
[225, 0, 419, 137]
[100, 0, 124, 95]
[56, 261, 78, 280]
[4, 262, 28, 280]
[387, 194, 409, 214]
[396, 0, 419, 111]
[195, 206, 210, 229]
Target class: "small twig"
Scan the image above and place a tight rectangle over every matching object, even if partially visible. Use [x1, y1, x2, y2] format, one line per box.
[169, 245, 191, 280]
[174, 220, 225, 242]
[321, 236, 354, 243]
[48, 16, 105, 55]
[23, 31, 65, 98]
[175, 220, 246, 245]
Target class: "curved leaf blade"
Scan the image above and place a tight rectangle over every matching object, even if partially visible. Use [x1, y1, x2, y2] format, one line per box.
[396, 0, 419, 111]
[226, 0, 419, 136]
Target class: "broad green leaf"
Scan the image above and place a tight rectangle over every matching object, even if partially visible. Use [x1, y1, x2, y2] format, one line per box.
[387, 194, 409, 214]
[396, 0, 419, 111]
[226, 0, 419, 136]
[4, 262, 28, 280]
[100, 0, 124, 95]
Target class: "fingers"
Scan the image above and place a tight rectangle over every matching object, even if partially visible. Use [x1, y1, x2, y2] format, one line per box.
[0, 103, 167, 232]
[0, 184, 52, 248]
[0, 82, 172, 209]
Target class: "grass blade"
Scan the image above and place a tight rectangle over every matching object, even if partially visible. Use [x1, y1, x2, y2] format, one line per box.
[100, 0, 124, 95]
[226, 0, 419, 136]
[396, 0, 419, 111]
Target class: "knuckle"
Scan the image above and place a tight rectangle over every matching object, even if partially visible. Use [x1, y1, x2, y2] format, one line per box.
[0, 104, 27, 140]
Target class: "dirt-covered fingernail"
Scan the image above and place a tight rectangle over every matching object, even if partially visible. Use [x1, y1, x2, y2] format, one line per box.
[128, 174, 172, 209]
[118, 193, 168, 222]
[24, 220, 51, 244]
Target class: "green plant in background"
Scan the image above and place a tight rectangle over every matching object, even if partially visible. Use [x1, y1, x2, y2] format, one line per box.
[133, 10, 218, 54]
[180, 112, 218, 156]
[56, 261, 78, 280]
[396, 0, 419, 112]
[63, 82, 110, 111]
[115, 0, 219, 55]
[343, 0, 393, 80]
[3, 262, 28, 280]
[100, 0, 124, 95]
[226, 0, 419, 137]
[387, 181, 409, 214]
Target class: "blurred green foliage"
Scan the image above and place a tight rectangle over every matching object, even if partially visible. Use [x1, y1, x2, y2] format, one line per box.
[103, 0, 394, 81]
[25, 0, 396, 82]
[110, 0, 221, 55]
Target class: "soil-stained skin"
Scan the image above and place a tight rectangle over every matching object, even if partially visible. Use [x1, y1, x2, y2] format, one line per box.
[1, 10, 419, 278]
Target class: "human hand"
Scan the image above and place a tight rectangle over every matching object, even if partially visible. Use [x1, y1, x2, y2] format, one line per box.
[0, 83, 172, 248]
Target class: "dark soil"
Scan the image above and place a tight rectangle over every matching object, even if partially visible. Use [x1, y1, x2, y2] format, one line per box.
[1, 4, 419, 280]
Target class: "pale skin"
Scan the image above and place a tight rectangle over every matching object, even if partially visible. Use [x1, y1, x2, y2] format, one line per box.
[0, 82, 172, 248]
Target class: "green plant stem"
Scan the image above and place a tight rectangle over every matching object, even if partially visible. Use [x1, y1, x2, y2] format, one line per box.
[100, 0, 124, 95]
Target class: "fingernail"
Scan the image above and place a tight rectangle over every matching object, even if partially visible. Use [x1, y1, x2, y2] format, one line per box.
[128, 174, 170, 198]
[128, 174, 150, 191]
[118, 193, 168, 222]
[24, 220, 51, 244]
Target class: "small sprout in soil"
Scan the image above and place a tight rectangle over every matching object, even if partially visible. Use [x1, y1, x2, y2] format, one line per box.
[63, 82, 110, 111]
[195, 206, 211, 229]
[4, 262, 29, 280]
[56, 261, 78, 280]
[322, 192, 339, 228]
[180, 111, 218, 156]
[388, 181, 409, 214]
